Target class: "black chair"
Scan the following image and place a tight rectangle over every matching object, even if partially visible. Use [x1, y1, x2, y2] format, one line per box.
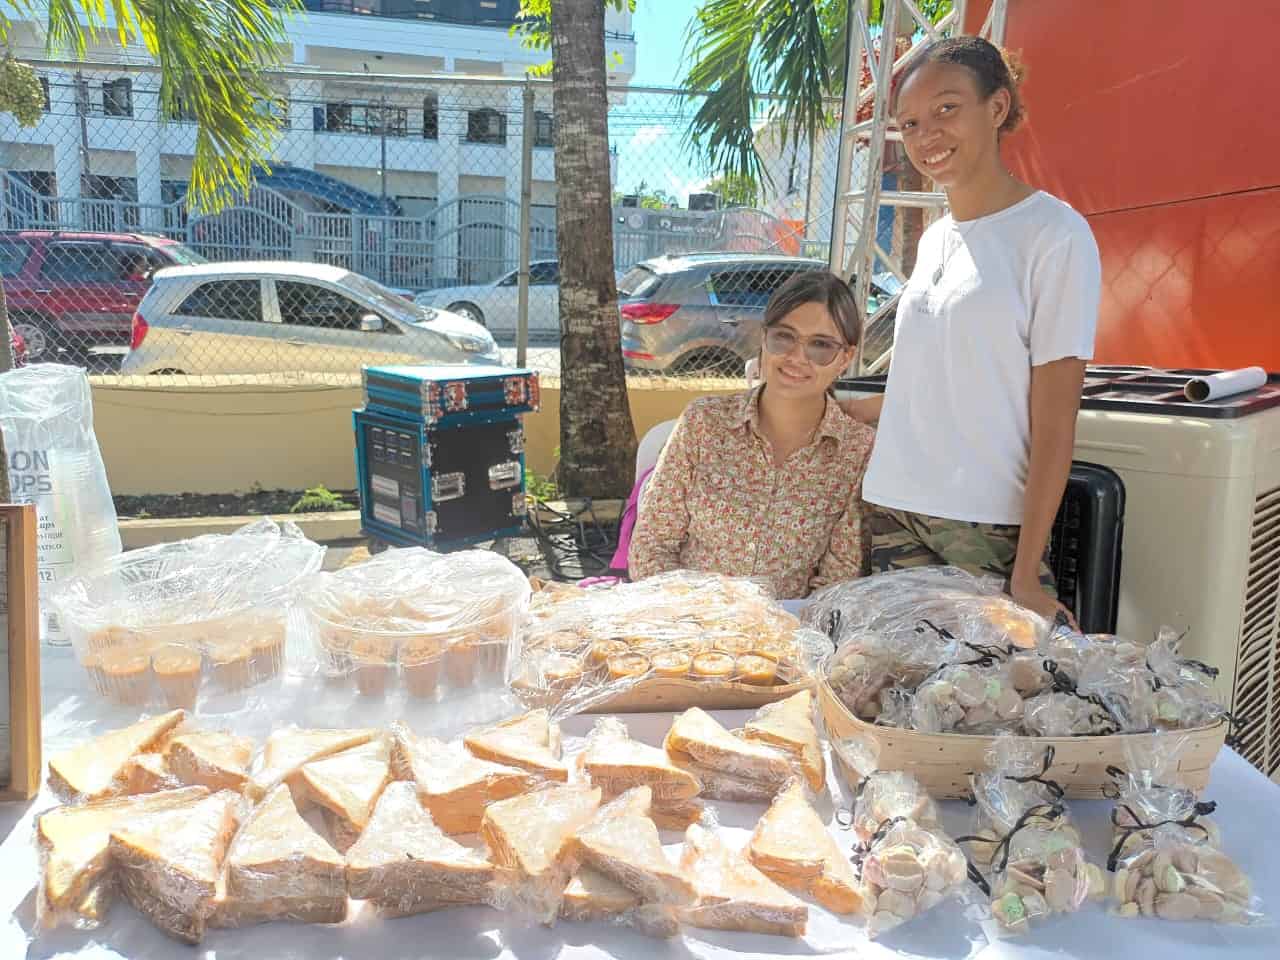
[1048, 462, 1125, 634]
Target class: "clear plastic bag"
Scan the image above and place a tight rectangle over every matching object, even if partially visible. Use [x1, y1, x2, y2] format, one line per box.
[510, 571, 822, 715]
[1144, 628, 1228, 731]
[1106, 734, 1262, 924]
[298, 546, 530, 701]
[908, 661, 1026, 734]
[962, 739, 1104, 933]
[49, 519, 323, 709]
[0, 363, 122, 644]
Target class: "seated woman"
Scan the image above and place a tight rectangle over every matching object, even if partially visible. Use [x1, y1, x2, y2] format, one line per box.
[628, 271, 875, 599]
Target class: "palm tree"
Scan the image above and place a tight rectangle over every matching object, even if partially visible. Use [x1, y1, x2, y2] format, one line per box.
[548, 0, 638, 497]
[0, 0, 298, 492]
[682, 0, 952, 274]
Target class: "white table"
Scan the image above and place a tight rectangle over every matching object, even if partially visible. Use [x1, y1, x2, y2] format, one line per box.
[3, 647, 1278, 959]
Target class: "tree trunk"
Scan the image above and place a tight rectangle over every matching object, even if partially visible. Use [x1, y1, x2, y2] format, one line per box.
[551, 0, 637, 498]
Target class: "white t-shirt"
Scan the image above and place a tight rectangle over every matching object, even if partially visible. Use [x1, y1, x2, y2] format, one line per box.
[862, 190, 1101, 525]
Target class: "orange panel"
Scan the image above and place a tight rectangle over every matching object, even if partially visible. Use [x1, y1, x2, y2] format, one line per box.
[1089, 188, 1280, 368]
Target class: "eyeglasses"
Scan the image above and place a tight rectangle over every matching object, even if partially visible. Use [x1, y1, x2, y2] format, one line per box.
[763, 327, 848, 367]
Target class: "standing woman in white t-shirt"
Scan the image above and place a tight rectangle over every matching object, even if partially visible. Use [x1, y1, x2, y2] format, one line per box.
[841, 36, 1102, 623]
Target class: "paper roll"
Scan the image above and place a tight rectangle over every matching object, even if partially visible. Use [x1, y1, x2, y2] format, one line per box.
[1184, 367, 1267, 403]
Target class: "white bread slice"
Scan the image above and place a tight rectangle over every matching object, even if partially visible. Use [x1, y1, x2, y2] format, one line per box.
[664, 708, 793, 785]
[392, 728, 537, 834]
[346, 782, 495, 917]
[296, 738, 392, 852]
[560, 866, 640, 920]
[665, 752, 780, 803]
[165, 731, 254, 794]
[108, 790, 241, 943]
[580, 717, 701, 802]
[568, 787, 696, 906]
[47, 710, 187, 803]
[36, 786, 210, 927]
[464, 709, 568, 781]
[248, 727, 377, 800]
[679, 823, 807, 937]
[217, 784, 347, 925]
[123, 753, 175, 795]
[480, 782, 600, 921]
[71, 879, 111, 927]
[748, 781, 869, 915]
[740, 691, 826, 793]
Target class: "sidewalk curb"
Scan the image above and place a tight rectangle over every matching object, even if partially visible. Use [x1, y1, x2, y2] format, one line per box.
[119, 511, 364, 549]
[118, 499, 624, 550]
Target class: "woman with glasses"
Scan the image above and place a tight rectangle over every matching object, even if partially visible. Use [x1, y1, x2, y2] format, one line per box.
[840, 37, 1101, 624]
[628, 271, 875, 600]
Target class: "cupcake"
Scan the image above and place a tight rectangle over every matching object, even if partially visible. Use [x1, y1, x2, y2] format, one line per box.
[606, 653, 651, 681]
[444, 638, 479, 688]
[735, 653, 779, 686]
[690, 651, 736, 681]
[315, 622, 353, 674]
[401, 637, 443, 699]
[79, 651, 108, 696]
[152, 646, 203, 709]
[589, 639, 630, 667]
[249, 619, 287, 683]
[650, 650, 692, 679]
[351, 636, 396, 697]
[542, 655, 585, 693]
[99, 648, 153, 705]
[713, 635, 755, 657]
[207, 640, 254, 692]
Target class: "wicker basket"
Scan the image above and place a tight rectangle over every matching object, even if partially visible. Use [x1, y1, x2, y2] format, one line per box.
[818, 676, 1228, 799]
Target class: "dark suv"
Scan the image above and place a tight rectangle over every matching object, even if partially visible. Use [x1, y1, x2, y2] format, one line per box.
[0, 230, 207, 361]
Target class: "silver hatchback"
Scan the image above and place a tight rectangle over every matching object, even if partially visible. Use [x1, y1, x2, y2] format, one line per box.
[619, 254, 896, 375]
[121, 261, 499, 376]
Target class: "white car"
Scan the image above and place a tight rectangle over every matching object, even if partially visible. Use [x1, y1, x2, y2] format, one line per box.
[121, 261, 499, 376]
[415, 260, 562, 339]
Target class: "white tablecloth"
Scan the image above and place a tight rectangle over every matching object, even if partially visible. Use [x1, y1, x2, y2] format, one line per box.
[3, 648, 1278, 959]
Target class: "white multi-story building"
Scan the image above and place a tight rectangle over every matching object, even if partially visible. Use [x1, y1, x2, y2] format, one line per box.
[0, 1, 636, 287]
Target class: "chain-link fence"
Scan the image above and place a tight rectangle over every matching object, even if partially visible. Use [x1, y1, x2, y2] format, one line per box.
[1, 62, 913, 385]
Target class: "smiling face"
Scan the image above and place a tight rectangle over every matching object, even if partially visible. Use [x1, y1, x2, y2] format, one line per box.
[760, 301, 855, 402]
[894, 60, 1011, 191]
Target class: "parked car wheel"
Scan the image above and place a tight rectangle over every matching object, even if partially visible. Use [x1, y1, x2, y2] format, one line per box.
[670, 347, 745, 377]
[8, 313, 63, 361]
[446, 302, 486, 327]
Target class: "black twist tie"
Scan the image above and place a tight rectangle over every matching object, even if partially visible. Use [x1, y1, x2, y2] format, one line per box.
[826, 609, 843, 643]
[1041, 660, 1123, 735]
[915, 618, 956, 641]
[1105, 800, 1218, 872]
[848, 816, 908, 880]
[1003, 745, 1066, 801]
[956, 802, 1065, 877]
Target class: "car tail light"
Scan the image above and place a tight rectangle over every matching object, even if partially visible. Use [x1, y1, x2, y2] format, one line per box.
[129, 311, 149, 350]
[620, 302, 679, 324]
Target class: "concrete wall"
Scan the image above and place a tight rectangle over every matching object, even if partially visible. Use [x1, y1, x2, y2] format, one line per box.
[90, 377, 737, 496]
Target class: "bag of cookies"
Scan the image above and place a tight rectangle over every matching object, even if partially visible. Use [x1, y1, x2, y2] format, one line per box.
[1106, 735, 1261, 924]
[961, 739, 1105, 934]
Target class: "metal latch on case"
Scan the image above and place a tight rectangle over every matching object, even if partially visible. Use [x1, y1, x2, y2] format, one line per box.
[488, 461, 522, 490]
[432, 472, 466, 501]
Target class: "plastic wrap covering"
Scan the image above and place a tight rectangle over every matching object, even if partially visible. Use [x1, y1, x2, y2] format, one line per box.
[510, 571, 824, 715]
[298, 547, 529, 700]
[479, 781, 602, 924]
[857, 818, 970, 938]
[294, 737, 393, 854]
[0, 363, 122, 644]
[962, 739, 1104, 933]
[107, 789, 243, 943]
[679, 821, 809, 938]
[1144, 628, 1229, 731]
[345, 782, 501, 918]
[567, 786, 696, 906]
[576, 718, 705, 831]
[559, 867, 681, 938]
[50, 519, 323, 708]
[212, 784, 348, 928]
[849, 771, 940, 844]
[909, 661, 1026, 734]
[1106, 735, 1262, 924]
[747, 780, 870, 915]
[663, 707, 797, 803]
[46, 710, 188, 804]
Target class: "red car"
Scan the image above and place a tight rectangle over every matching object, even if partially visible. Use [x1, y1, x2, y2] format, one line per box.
[9, 328, 26, 367]
[0, 230, 206, 361]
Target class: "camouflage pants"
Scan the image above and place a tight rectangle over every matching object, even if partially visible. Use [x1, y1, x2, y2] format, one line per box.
[868, 505, 1058, 598]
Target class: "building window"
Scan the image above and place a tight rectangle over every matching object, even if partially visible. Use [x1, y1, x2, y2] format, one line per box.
[423, 93, 438, 140]
[39, 77, 50, 112]
[324, 100, 408, 136]
[255, 95, 291, 129]
[466, 107, 506, 145]
[102, 78, 133, 118]
[534, 111, 553, 148]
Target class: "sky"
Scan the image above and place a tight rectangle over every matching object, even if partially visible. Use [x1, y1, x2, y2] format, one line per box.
[611, 0, 711, 205]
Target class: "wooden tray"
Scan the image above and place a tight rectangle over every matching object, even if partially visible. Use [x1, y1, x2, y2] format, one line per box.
[818, 676, 1227, 800]
[584, 677, 812, 713]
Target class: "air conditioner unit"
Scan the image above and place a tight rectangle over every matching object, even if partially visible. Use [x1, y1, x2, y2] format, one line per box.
[836, 365, 1280, 778]
[1071, 366, 1280, 778]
